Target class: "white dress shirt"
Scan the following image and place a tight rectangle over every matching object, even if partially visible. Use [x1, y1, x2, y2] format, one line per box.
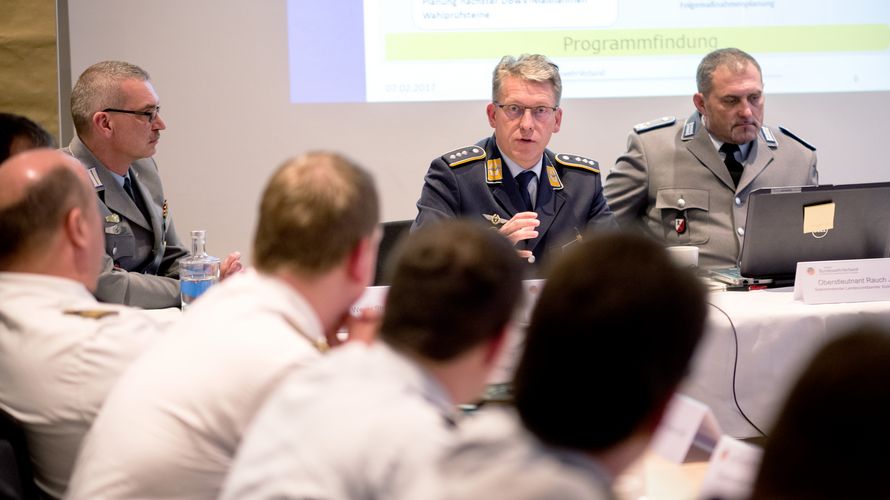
[0, 273, 167, 498]
[66, 269, 327, 500]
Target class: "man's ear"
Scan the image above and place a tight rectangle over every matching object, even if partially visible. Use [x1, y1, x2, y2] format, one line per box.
[64, 206, 89, 249]
[486, 102, 497, 128]
[693, 92, 706, 115]
[552, 107, 563, 134]
[345, 232, 379, 287]
[92, 111, 113, 138]
[482, 325, 510, 367]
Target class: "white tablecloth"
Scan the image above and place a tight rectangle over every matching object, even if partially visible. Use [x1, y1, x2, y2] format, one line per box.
[681, 287, 890, 437]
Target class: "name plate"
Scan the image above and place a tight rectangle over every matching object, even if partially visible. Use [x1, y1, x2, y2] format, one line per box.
[793, 258, 890, 304]
[698, 436, 763, 500]
[649, 394, 723, 463]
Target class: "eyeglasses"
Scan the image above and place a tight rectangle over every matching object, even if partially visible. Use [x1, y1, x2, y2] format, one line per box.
[102, 106, 161, 124]
[493, 102, 558, 121]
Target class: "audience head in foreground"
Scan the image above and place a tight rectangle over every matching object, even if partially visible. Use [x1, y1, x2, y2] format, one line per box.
[0, 149, 165, 497]
[66, 151, 380, 500]
[428, 232, 708, 500]
[0, 149, 101, 283]
[220, 220, 523, 499]
[0, 112, 55, 163]
[750, 326, 890, 499]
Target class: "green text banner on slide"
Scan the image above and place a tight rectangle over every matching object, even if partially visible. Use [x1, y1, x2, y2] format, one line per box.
[287, 0, 890, 103]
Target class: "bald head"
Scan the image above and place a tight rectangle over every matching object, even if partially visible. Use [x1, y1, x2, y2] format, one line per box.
[0, 149, 103, 284]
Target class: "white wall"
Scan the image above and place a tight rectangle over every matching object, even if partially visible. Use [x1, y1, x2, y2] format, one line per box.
[66, 0, 890, 264]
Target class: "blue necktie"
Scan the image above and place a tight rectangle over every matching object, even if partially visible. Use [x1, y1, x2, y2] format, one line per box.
[516, 170, 537, 212]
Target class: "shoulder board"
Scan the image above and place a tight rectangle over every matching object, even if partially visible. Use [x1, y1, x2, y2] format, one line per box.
[64, 309, 119, 320]
[778, 126, 816, 151]
[86, 167, 104, 191]
[633, 116, 676, 134]
[555, 154, 600, 174]
[442, 145, 486, 167]
[760, 126, 778, 148]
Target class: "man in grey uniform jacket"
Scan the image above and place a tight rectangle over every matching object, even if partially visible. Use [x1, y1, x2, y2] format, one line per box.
[414, 54, 615, 274]
[604, 48, 818, 268]
[65, 61, 241, 308]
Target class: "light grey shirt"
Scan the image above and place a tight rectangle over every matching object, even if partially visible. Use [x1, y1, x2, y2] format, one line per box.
[221, 341, 459, 500]
[405, 406, 617, 500]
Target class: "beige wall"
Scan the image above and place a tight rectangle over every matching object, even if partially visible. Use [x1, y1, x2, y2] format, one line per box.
[0, 0, 59, 140]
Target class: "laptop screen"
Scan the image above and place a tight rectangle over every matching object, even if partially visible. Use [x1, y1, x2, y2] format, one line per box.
[739, 182, 890, 279]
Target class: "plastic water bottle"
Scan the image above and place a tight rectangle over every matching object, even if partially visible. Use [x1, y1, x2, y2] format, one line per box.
[180, 230, 220, 309]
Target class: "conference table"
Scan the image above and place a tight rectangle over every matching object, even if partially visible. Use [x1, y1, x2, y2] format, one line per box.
[476, 281, 890, 438]
[681, 286, 890, 437]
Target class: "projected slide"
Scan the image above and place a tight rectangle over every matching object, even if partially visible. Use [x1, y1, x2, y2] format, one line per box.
[287, 0, 890, 103]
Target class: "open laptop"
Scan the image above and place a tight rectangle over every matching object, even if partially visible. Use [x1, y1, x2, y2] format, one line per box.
[713, 182, 890, 283]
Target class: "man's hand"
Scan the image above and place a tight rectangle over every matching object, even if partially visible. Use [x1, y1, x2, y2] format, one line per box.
[220, 251, 243, 280]
[336, 308, 382, 347]
[498, 211, 539, 259]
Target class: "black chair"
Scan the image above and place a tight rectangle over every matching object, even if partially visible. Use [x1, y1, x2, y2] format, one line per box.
[0, 408, 39, 500]
[373, 220, 413, 286]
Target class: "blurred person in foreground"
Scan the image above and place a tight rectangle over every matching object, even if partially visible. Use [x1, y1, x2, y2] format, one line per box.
[750, 326, 890, 499]
[220, 220, 523, 499]
[0, 149, 168, 498]
[67, 152, 381, 500]
[409, 232, 707, 500]
[0, 112, 55, 163]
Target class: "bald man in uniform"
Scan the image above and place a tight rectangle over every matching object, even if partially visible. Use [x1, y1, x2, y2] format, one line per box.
[0, 149, 168, 497]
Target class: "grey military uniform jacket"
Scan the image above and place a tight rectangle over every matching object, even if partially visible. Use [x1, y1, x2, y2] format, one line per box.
[604, 112, 818, 268]
[65, 136, 188, 308]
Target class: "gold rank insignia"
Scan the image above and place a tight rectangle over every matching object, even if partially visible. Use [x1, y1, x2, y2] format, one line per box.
[485, 159, 503, 183]
[64, 309, 119, 320]
[555, 154, 600, 174]
[483, 213, 507, 225]
[105, 213, 120, 223]
[545, 164, 564, 190]
[313, 339, 330, 353]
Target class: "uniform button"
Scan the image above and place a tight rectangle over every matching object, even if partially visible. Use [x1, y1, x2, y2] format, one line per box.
[737, 227, 745, 236]
[735, 197, 742, 206]
[678, 198, 686, 209]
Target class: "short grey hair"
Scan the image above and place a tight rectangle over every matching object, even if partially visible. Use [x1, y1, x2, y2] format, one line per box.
[492, 54, 562, 105]
[696, 48, 762, 96]
[70, 61, 151, 136]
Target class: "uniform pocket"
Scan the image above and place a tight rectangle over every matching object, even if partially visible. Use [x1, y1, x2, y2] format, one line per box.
[655, 189, 710, 245]
[104, 223, 136, 261]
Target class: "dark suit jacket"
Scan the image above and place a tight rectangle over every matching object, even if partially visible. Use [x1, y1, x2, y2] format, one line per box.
[65, 136, 188, 309]
[413, 136, 616, 274]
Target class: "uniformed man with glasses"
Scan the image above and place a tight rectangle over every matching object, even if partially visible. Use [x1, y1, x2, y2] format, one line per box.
[413, 54, 616, 273]
[64, 61, 242, 309]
